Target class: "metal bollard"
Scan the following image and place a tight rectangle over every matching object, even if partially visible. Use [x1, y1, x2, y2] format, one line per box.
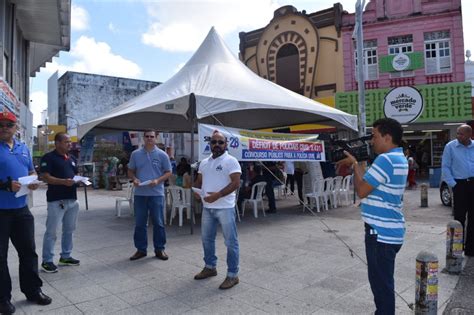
[415, 251, 438, 314]
[443, 220, 463, 274]
[420, 184, 428, 207]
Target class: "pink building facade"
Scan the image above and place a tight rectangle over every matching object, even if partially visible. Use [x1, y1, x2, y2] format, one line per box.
[336, 0, 472, 170]
[342, 0, 465, 91]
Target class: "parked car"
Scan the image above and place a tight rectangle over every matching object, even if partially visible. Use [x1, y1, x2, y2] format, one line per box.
[439, 180, 452, 207]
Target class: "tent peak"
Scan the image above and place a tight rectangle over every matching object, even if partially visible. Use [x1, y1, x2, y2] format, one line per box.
[184, 27, 239, 68]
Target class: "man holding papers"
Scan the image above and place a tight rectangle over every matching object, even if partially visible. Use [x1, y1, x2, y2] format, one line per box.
[193, 131, 242, 290]
[0, 110, 52, 314]
[40, 132, 81, 274]
[127, 130, 172, 261]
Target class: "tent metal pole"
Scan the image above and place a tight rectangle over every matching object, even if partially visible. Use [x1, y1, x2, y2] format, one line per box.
[189, 93, 196, 235]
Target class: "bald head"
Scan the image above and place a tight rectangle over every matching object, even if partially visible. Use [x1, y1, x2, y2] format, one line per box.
[456, 124, 472, 146]
[210, 131, 227, 158]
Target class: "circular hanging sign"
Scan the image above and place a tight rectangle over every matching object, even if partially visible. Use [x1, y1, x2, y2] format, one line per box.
[383, 86, 424, 123]
[392, 53, 410, 71]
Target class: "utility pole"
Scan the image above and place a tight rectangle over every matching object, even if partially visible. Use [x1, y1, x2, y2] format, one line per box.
[354, 0, 367, 137]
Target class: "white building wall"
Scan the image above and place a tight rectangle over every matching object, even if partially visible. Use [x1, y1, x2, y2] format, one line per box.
[56, 72, 160, 129]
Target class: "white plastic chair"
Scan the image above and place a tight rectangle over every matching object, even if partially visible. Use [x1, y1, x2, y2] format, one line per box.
[304, 179, 325, 212]
[339, 175, 353, 206]
[330, 176, 343, 208]
[242, 182, 267, 218]
[168, 186, 193, 226]
[115, 181, 134, 217]
[321, 177, 334, 210]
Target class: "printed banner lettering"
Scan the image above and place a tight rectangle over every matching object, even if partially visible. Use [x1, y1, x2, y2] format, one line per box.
[198, 123, 325, 162]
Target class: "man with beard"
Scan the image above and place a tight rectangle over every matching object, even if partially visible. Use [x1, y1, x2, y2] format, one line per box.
[193, 131, 241, 289]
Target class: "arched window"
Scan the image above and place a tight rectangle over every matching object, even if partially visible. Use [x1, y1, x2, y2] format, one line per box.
[276, 44, 301, 94]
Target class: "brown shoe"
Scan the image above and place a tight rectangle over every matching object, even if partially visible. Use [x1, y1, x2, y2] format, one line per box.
[219, 276, 239, 290]
[194, 267, 217, 280]
[129, 251, 147, 261]
[155, 250, 169, 260]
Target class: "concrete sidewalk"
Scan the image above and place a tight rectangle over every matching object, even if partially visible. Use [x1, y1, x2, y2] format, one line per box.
[6, 185, 461, 314]
[443, 257, 474, 314]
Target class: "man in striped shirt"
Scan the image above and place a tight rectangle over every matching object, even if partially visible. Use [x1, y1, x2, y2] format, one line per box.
[337, 118, 408, 315]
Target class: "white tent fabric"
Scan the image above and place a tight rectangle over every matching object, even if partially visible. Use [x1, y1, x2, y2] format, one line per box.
[78, 27, 358, 139]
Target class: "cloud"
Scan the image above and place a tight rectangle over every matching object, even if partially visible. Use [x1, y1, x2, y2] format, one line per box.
[70, 36, 142, 78]
[29, 91, 48, 126]
[40, 36, 142, 79]
[71, 4, 90, 31]
[141, 0, 279, 52]
[108, 22, 118, 33]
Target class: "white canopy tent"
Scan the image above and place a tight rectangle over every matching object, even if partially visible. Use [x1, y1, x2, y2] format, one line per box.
[78, 27, 357, 139]
[78, 28, 359, 228]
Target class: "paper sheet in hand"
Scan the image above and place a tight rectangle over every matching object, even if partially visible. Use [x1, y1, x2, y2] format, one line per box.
[191, 187, 208, 196]
[73, 175, 92, 186]
[191, 187, 202, 196]
[139, 180, 152, 186]
[15, 175, 42, 198]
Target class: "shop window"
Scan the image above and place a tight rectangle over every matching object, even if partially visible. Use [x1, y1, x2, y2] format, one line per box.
[276, 43, 301, 94]
[388, 35, 414, 78]
[354, 39, 378, 81]
[424, 30, 451, 74]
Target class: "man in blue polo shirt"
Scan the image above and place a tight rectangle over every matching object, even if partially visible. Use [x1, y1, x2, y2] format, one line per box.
[0, 110, 52, 314]
[337, 118, 408, 315]
[128, 130, 172, 261]
[40, 132, 80, 273]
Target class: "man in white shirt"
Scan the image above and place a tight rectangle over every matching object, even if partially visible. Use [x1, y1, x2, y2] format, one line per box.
[193, 131, 241, 289]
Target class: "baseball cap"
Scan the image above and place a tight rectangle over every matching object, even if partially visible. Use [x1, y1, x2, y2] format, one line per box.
[0, 110, 16, 123]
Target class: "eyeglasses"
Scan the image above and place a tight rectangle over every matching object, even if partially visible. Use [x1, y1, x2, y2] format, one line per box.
[144, 135, 155, 138]
[210, 140, 225, 145]
[0, 122, 15, 128]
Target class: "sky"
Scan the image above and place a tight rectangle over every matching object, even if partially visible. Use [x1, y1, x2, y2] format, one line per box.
[29, 0, 474, 126]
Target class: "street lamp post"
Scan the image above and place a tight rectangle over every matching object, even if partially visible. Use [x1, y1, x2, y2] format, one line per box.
[354, 0, 367, 137]
[40, 118, 54, 153]
[66, 114, 89, 210]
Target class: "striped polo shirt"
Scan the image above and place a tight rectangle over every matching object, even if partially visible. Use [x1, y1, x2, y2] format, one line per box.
[361, 147, 408, 244]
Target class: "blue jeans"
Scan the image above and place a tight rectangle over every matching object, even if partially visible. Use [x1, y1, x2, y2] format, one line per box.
[42, 200, 79, 263]
[201, 207, 239, 277]
[365, 224, 402, 315]
[133, 195, 166, 253]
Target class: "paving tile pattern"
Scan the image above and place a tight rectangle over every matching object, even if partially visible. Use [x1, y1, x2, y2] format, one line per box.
[6, 185, 459, 314]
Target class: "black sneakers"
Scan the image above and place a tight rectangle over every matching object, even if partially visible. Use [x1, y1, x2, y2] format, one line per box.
[58, 257, 80, 266]
[41, 262, 58, 273]
[42, 257, 80, 273]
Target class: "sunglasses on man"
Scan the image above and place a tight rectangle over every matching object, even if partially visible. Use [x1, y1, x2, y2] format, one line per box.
[144, 135, 155, 138]
[210, 140, 225, 145]
[0, 122, 15, 128]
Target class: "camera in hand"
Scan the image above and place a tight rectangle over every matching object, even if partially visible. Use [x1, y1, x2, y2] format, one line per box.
[322, 135, 373, 163]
